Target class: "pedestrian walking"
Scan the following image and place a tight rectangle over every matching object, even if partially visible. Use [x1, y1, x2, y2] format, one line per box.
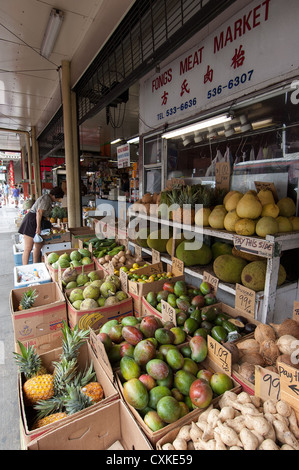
[12, 185, 20, 208]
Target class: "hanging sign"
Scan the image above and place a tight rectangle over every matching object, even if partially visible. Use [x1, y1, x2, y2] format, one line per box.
[117, 144, 130, 168]
[139, 0, 299, 132]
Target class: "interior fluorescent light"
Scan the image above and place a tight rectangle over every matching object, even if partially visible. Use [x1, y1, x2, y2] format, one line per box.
[40, 9, 64, 59]
[111, 138, 121, 145]
[127, 136, 139, 144]
[162, 114, 232, 139]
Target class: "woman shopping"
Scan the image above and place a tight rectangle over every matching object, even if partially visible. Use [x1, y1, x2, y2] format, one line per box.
[18, 187, 64, 265]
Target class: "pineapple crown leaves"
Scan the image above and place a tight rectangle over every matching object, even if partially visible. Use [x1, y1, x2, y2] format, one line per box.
[73, 361, 96, 388]
[19, 288, 38, 310]
[53, 356, 78, 396]
[13, 340, 42, 379]
[60, 321, 89, 362]
[34, 395, 65, 420]
[63, 384, 94, 415]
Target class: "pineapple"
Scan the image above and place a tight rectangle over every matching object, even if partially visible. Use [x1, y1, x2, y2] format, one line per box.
[13, 341, 47, 380]
[18, 288, 38, 310]
[23, 374, 54, 406]
[33, 412, 67, 429]
[81, 382, 104, 403]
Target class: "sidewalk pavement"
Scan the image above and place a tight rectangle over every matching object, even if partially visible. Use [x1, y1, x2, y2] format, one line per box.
[0, 205, 22, 450]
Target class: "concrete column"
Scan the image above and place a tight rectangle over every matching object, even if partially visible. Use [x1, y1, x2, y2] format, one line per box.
[61, 60, 77, 228]
[31, 126, 42, 199]
[25, 132, 33, 199]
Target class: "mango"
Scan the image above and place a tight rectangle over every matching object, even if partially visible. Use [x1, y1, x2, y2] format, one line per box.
[144, 410, 165, 431]
[107, 344, 121, 363]
[174, 369, 197, 396]
[189, 335, 208, 363]
[146, 359, 169, 380]
[178, 402, 190, 417]
[182, 358, 198, 376]
[123, 378, 148, 410]
[108, 324, 123, 344]
[100, 319, 119, 335]
[148, 386, 172, 409]
[184, 317, 200, 335]
[166, 348, 184, 370]
[189, 378, 213, 408]
[155, 327, 175, 345]
[173, 280, 187, 297]
[133, 339, 156, 366]
[159, 344, 177, 358]
[170, 327, 186, 345]
[210, 372, 234, 395]
[121, 315, 139, 327]
[120, 356, 141, 381]
[97, 332, 112, 352]
[156, 396, 181, 423]
[138, 374, 157, 391]
[139, 315, 160, 338]
[156, 366, 173, 388]
[122, 325, 144, 345]
[119, 341, 135, 358]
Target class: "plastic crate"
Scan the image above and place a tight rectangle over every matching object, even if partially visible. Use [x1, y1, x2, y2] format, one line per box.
[41, 242, 71, 255]
[13, 263, 52, 289]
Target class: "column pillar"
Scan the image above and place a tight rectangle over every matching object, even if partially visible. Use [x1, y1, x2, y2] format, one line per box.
[31, 126, 42, 199]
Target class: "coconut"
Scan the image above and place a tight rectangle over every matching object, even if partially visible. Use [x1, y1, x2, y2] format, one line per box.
[276, 335, 298, 355]
[239, 352, 265, 367]
[237, 363, 255, 383]
[259, 340, 280, 366]
[254, 323, 276, 344]
[236, 338, 260, 356]
[270, 319, 299, 339]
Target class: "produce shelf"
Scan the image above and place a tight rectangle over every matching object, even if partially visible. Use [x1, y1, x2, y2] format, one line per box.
[127, 210, 299, 324]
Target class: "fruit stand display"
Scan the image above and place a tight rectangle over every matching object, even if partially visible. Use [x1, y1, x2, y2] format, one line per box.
[127, 184, 299, 325]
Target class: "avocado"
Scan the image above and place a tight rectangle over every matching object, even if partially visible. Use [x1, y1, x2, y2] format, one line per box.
[211, 325, 227, 343]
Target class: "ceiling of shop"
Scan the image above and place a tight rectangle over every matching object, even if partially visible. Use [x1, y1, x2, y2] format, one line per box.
[0, 0, 137, 158]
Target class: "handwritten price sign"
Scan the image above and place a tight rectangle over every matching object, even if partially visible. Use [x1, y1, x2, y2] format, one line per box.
[255, 365, 280, 401]
[207, 335, 232, 374]
[235, 283, 256, 318]
[293, 301, 299, 320]
[203, 271, 219, 294]
[161, 300, 177, 326]
[152, 248, 161, 265]
[215, 162, 230, 191]
[172, 257, 184, 276]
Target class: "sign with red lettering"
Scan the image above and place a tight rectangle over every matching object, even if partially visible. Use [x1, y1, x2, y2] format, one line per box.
[140, 0, 299, 132]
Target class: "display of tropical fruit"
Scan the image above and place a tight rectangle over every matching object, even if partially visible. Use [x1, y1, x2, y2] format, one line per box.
[175, 240, 212, 267]
[193, 189, 298, 236]
[94, 243, 147, 276]
[97, 312, 234, 432]
[47, 249, 92, 269]
[13, 322, 104, 430]
[67, 273, 129, 310]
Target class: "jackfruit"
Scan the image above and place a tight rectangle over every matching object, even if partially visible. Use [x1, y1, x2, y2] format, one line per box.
[241, 261, 287, 292]
[147, 229, 170, 253]
[213, 254, 247, 284]
[211, 242, 233, 259]
[176, 240, 212, 266]
[166, 234, 186, 257]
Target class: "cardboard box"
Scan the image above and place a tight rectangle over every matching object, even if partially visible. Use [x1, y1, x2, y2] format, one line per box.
[15, 330, 64, 355]
[26, 399, 153, 450]
[10, 282, 67, 342]
[122, 262, 184, 317]
[44, 248, 95, 282]
[115, 354, 241, 445]
[41, 242, 71, 256]
[65, 285, 133, 331]
[42, 230, 71, 245]
[13, 262, 52, 289]
[19, 340, 119, 445]
[68, 227, 96, 248]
